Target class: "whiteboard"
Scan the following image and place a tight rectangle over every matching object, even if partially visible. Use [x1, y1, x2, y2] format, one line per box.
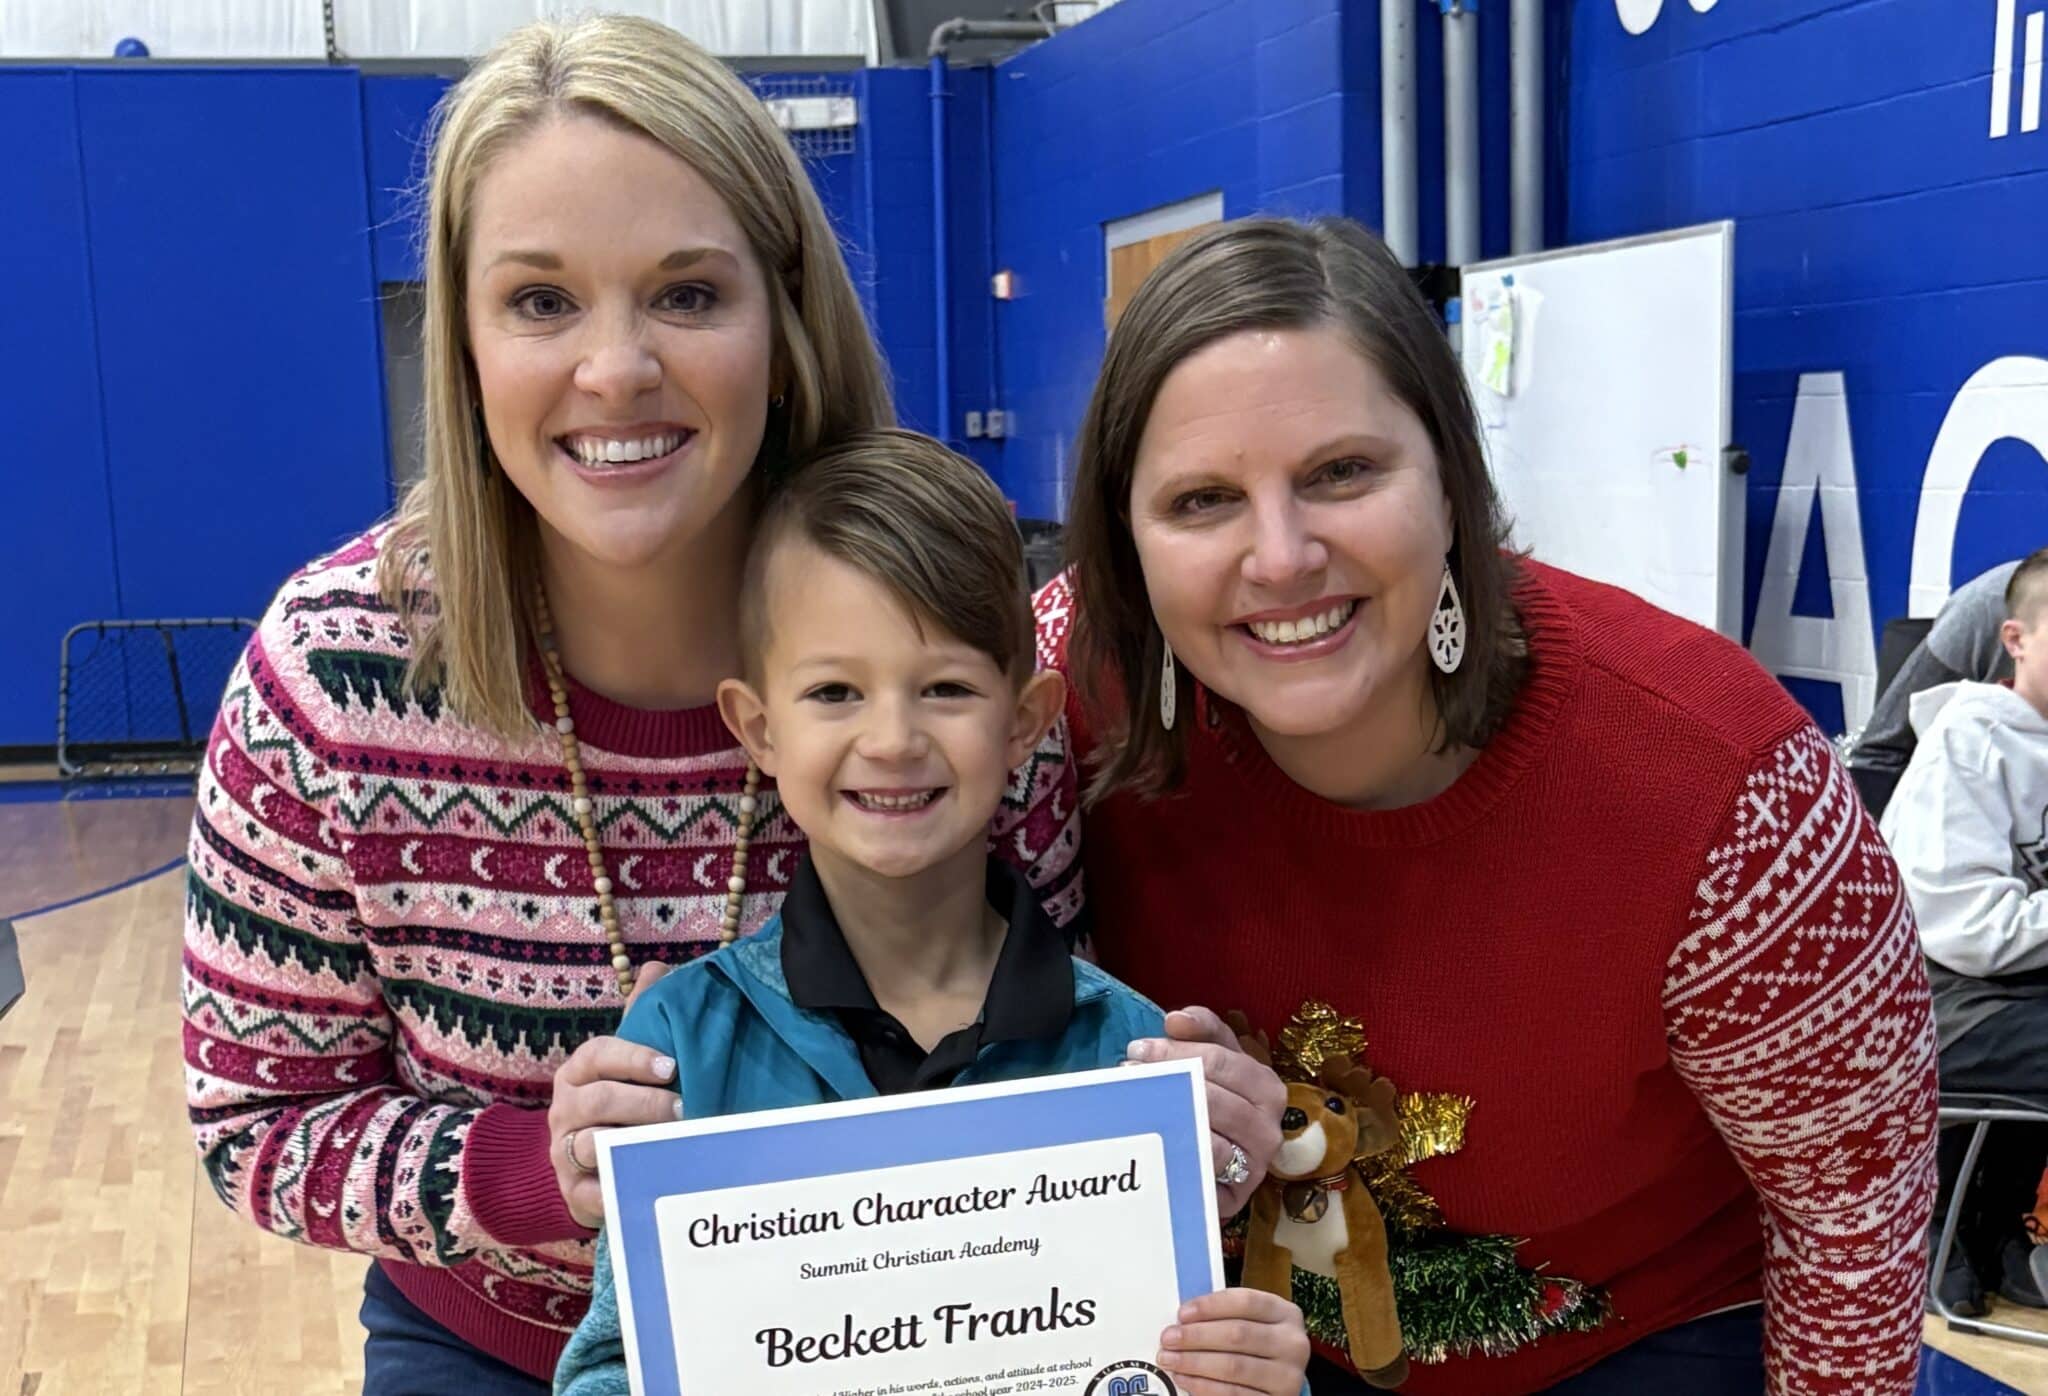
[1458, 222, 1740, 637]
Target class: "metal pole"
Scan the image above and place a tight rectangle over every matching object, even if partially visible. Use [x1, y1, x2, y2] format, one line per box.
[159, 625, 193, 747]
[1443, 0, 1480, 267]
[928, 55, 953, 440]
[1381, 0, 1419, 265]
[1510, 0, 1545, 253]
[926, 18, 1055, 56]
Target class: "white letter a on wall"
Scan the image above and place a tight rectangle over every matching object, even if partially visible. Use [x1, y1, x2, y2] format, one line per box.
[1748, 372, 1879, 732]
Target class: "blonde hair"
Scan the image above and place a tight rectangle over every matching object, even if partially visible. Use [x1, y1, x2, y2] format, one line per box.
[379, 14, 891, 736]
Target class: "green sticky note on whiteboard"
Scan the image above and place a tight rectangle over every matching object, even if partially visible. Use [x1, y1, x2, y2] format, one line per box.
[1478, 290, 1515, 396]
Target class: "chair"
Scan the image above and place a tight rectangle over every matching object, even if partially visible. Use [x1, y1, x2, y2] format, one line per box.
[1877, 616, 1935, 697]
[1849, 616, 1936, 819]
[1928, 1092, 2048, 1347]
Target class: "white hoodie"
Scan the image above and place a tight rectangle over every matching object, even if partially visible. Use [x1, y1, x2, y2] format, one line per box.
[1881, 680, 2048, 978]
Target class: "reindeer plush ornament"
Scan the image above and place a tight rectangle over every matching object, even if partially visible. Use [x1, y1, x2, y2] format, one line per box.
[1237, 1032, 1409, 1388]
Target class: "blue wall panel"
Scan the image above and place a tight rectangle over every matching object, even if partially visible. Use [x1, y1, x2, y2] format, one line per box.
[0, 62, 903, 754]
[0, 71, 122, 748]
[363, 74, 452, 284]
[857, 68, 940, 437]
[74, 69, 393, 629]
[1569, 0, 2048, 730]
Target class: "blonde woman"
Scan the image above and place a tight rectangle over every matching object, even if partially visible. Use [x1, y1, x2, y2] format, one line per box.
[180, 18, 1280, 1390]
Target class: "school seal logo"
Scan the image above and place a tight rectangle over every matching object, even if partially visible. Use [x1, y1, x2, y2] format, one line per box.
[1084, 1360, 1177, 1396]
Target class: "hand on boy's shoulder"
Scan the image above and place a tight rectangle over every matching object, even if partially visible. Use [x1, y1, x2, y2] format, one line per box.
[614, 945, 750, 1054]
[616, 958, 700, 1048]
[614, 971, 667, 1051]
[624, 961, 671, 1012]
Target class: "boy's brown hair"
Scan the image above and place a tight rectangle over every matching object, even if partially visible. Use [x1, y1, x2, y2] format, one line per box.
[739, 428, 1033, 683]
[2006, 547, 2048, 626]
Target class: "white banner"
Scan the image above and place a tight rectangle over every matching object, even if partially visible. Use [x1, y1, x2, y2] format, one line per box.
[0, 1, 875, 61]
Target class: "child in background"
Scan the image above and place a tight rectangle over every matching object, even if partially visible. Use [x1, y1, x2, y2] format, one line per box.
[1883, 547, 2048, 1310]
[1851, 558, 2023, 818]
[553, 429, 1311, 1396]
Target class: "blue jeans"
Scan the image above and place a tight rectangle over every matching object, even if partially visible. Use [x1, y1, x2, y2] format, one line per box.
[1305, 1304, 1765, 1394]
[360, 1263, 550, 1396]
[1540, 1304, 1765, 1393]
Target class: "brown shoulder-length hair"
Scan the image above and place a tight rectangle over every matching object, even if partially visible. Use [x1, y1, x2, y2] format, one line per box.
[1065, 215, 1526, 803]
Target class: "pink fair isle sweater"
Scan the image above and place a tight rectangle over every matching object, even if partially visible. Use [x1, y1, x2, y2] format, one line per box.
[180, 529, 1084, 1380]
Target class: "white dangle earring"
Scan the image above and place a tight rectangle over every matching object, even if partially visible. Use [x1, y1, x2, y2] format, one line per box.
[1160, 639, 1178, 731]
[1429, 560, 1467, 674]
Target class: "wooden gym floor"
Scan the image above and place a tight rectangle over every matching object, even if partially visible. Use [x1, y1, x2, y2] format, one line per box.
[2, 787, 364, 1395]
[0, 785, 2039, 1394]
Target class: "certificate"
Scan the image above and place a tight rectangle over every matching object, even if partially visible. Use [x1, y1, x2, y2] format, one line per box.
[595, 1059, 1223, 1396]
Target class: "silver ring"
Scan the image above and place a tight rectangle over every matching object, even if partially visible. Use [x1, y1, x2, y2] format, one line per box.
[1217, 1143, 1251, 1187]
[564, 1127, 597, 1176]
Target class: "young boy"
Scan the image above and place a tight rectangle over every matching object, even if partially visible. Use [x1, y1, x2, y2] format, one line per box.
[554, 430, 1310, 1396]
[1883, 546, 2048, 1309]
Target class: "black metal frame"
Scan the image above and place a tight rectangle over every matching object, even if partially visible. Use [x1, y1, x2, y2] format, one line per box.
[1929, 1094, 2048, 1348]
[55, 617, 255, 779]
[0, 918, 21, 1022]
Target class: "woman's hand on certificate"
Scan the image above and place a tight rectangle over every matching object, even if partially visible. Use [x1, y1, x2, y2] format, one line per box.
[1126, 1006, 1286, 1215]
[1156, 1287, 1312, 1395]
[548, 963, 682, 1228]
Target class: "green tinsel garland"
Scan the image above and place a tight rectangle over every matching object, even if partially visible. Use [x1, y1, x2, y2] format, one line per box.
[1285, 1227, 1610, 1365]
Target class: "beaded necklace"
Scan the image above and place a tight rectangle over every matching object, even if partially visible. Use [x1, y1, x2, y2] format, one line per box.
[533, 583, 761, 996]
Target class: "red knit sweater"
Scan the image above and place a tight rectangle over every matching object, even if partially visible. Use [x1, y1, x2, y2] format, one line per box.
[1033, 561, 1939, 1396]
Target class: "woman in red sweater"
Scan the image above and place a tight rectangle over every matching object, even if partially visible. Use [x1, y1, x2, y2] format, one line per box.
[1042, 217, 1939, 1394]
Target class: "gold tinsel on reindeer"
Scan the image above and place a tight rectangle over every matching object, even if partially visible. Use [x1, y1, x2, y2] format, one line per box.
[1268, 1001, 1472, 1231]
[1230, 1002, 1610, 1367]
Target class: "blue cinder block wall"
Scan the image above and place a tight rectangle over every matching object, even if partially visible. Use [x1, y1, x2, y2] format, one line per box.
[1569, 0, 2048, 731]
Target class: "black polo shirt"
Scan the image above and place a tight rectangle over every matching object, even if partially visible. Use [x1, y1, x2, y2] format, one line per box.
[779, 854, 1074, 1095]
